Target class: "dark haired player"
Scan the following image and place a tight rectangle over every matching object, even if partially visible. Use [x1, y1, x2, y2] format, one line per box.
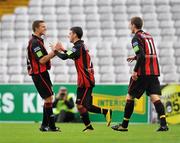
[27, 20, 59, 132]
[51, 26, 112, 132]
[111, 17, 168, 132]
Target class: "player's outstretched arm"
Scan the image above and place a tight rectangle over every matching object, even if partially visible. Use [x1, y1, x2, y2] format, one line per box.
[39, 51, 55, 65]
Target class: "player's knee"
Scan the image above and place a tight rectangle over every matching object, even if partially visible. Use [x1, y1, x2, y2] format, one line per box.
[76, 104, 87, 114]
[150, 94, 160, 103]
[44, 95, 53, 103]
[126, 94, 134, 102]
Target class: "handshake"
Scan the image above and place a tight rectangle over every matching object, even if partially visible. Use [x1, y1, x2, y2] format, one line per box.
[50, 42, 66, 52]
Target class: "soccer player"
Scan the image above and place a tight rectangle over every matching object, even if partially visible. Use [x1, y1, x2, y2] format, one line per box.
[27, 20, 60, 132]
[111, 17, 168, 132]
[51, 26, 112, 132]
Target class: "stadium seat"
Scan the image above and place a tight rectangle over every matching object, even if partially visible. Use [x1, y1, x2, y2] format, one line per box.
[9, 74, 24, 83]
[0, 58, 7, 67]
[84, 6, 98, 14]
[114, 57, 128, 66]
[70, 6, 84, 14]
[0, 66, 8, 75]
[99, 65, 114, 74]
[14, 6, 28, 15]
[155, 0, 169, 5]
[0, 74, 9, 83]
[116, 74, 130, 83]
[163, 73, 179, 83]
[98, 57, 113, 66]
[114, 65, 129, 74]
[126, 0, 140, 5]
[69, 74, 77, 83]
[70, 0, 83, 6]
[68, 66, 77, 74]
[84, 0, 97, 6]
[24, 75, 32, 83]
[29, 0, 42, 7]
[42, 6, 55, 15]
[161, 65, 177, 74]
[100, 73, 115, 83]
[111, 0, 125, 5]
[28, 6, 41, 15]
[141, 5, 156, 13]
[42, 0, 56, 7]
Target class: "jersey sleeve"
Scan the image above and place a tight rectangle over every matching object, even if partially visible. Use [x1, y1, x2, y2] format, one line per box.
[132, 36, 145, 72]
[31, 40, 45, 61]
[56, 44, 81, 60]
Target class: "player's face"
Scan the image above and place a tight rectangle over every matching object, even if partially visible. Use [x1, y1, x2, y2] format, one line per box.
[68, 31, 76, 43]
[37, 22, 47, 36]
[129, 22, 135, 34]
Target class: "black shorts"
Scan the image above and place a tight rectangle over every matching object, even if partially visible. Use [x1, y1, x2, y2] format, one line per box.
[32, 71, 53, 99]
[76, 87, 93, 106]
[128, 76, 161, 99]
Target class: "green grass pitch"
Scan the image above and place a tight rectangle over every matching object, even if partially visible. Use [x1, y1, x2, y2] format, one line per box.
[0, 123, 179, 143]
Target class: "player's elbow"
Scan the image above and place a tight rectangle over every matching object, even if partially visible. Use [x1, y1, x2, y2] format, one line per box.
[39, 57, 47, 65]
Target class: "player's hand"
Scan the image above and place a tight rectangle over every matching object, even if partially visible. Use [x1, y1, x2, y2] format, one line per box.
[127, 56, 136, 63]
[131, 71, 138, 81]
[55, 42, 65, 52]
[49, 43, 57, 51]
[50, 42, 65, 52]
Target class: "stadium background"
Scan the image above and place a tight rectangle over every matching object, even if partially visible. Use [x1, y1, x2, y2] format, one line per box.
[0, 0, 180, 126]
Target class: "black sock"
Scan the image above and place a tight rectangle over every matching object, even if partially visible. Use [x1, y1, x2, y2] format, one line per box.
[122, 99, 134, 128]
[42, 106, 48, 127]
[102, 109, 108, 115]
[81, 112, 91, 126]
[78, 106, 91, 126]
[87, 105, 102, 114]
[154, 100, 167, 127]
[44, 103, 56, 128]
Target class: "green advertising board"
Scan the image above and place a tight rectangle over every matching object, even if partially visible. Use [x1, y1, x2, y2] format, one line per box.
[0, 84, 148, 123]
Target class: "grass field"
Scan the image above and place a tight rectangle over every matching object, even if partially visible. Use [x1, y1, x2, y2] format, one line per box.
[0, 123, 179, 143]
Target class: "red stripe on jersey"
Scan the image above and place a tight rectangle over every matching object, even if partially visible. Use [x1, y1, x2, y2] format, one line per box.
[27, 36, 50, 75]
[75, 44, 95, 88]
[153, 57, 159, 75]
[144, 39, 151, 75]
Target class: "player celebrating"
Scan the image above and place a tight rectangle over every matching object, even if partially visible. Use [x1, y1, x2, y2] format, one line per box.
[111, 17, 168, 132]
[51, 26, 112, 132]
[27, 20, 60, 132]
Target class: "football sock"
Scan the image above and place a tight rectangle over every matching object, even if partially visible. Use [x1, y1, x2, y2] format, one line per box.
[42, 106, 48, 127]
[101, 108, 108, 115]
[44, 103, 56, 128]
[122, 99, 135, 128]
[81, 112, 91, 126]
[78, 106, 91, 126]
[154, 100, 167, 127]
[87, 105, 102, 114]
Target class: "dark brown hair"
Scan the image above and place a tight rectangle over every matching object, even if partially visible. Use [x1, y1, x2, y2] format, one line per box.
[70, 26, 83, 39]
[131, 17, 143, 29]
[32, 20, 45, 32]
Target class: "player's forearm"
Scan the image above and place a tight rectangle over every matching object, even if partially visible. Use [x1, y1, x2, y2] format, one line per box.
[39, 51, 55, 65]
[55, 50, 69, 60]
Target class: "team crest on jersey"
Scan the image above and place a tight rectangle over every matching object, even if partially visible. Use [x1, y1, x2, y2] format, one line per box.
[72, 47, 76, 52]
[132, 42, 138, 47]
[33, 46, 41, 52]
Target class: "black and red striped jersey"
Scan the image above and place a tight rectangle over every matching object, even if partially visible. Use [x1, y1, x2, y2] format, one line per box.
[132, 30, 160, 76]
[56, 40, 95, 87]
[27, 34, 51, 75]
